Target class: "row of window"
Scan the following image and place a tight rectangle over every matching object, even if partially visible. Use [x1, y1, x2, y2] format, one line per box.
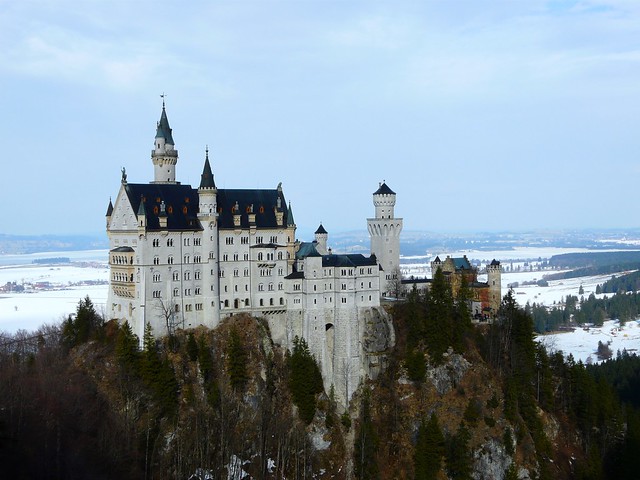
[221, 297, 285, 308]
[221, 251, 288, 261]
[113, 273, 133, 282]
[222, 282, 284, 293]
[223, 235, 283, 246]
[153, 255, 208, 265]
[152, 287, 203, 298]
[112, 255, 133, 265]
[220, 268, 284, 278]
[151, 238, 201, 247]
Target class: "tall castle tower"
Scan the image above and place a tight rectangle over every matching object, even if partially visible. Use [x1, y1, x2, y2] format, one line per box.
[151, 100, 178, 183]
[487, 259, 502, 315]
[367, 182, 403, 296]
[197, 148, 221, 328]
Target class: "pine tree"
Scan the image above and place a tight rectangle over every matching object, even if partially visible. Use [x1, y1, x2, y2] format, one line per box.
[186, 332, 198, 362]
[446, 422, 472, 480]
[414, 413, 445, 480]
[287, 336, 323, 424]
[425, 267, 454, 363]
[141, 323, 178, 415]
[227, 326, 249, 392]
[60, 296, 103, 349]
[354, 393, 379, 479]
[115, 320, 139, 372]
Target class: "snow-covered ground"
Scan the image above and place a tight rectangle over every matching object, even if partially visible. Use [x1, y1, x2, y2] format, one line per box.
[2, 247, 639, 364]
[538, 320, 640, 364]
[0, 251, 109, 333]
[401, 247, 640, 362]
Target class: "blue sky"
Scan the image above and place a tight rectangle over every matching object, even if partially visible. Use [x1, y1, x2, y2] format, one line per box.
[1, 0, 639, 239]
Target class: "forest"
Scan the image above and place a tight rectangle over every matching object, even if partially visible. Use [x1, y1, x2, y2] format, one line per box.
[0, 282, 640, 478]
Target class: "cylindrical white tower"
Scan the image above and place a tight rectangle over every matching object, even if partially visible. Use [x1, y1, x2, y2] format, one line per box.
[151, 102, 178, 184]
[367, 182, 403, 297]
[198, 149, 220, 328]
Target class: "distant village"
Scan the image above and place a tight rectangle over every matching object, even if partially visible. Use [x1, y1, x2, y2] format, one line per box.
[0, 260, 108, 295]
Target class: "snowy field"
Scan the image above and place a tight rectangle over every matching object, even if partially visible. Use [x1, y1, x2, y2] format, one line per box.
[0, 250, 109, 333]
[538, 320, 640, 364]
[1, 247, 639, 363]
[401, 247, 640, 362]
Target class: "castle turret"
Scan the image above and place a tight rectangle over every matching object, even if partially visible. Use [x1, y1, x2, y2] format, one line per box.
[151, 100, 179, 184]
[314, 223, 328, 255]
[487, 259, 502, 316]
[367, 182, 403, 296]
[137, 196, 147, 232]
[197, 148, 220, 328]
[106, 199, 113, 229]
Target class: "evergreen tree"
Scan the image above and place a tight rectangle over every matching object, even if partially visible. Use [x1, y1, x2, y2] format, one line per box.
[141, 323, 178, 415]
[446, 422, 472, 480]
[425, 267, 454, 363]
[414, 413, 445, 480]
[115, 320, 139, 373]
[354, 393, 379, 479]
[227, 326, 249, 392]
[287, 336, 323, 424]
[186, 332, 198, 362]
[61, 296, 103, 349]
[196, 334, 219, 408]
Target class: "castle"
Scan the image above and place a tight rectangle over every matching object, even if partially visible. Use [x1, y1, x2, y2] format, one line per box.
[402, 255, 502, 320]
[106, 104, 402, 402]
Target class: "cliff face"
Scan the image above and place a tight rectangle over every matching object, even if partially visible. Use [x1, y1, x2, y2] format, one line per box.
[0, 302, 622, 480]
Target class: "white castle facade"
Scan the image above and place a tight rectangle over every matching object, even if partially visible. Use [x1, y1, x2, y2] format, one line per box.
[106, 105, 401, 402]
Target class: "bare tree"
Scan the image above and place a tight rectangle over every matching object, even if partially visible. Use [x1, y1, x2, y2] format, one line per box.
[386, 266, 404, 299]
[155, 297, 183, 339]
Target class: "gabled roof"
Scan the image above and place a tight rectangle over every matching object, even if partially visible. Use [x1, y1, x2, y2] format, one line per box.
[125, 183, 201, 231]
[452, 257, 473, 270]
[296, 242, 321, 259]
[155, 105, 175, 145]
[216, 188, 290, 229]
[374, 182, 395, 195]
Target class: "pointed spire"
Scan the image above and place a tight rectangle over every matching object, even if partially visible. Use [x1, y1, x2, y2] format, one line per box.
[155, 100, 175, 145]
[315, 223, 327, 235]
[106, 198, 113, 217]
[137, 196, 146, 216]
[286, 201, 295, 226]
[199, 146, 216, 189]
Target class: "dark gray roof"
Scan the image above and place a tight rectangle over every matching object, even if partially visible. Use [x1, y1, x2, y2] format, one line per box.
[490, 259, 501, 266]
[315, 224, 328, 234]
[199, 151, 216, 189]
[374, 182, 395, 195]
[321, 254, 377, 268]
[296, 242, 321, 259]
[106, 199, 113, 216]
[125, 183, 201, 231]
[155, 105, 175, 145]
[111, 246, 135, 252]
[285, 271, 305, 280]
[216, 188, 289, 229]
[287, 202, 295, 226]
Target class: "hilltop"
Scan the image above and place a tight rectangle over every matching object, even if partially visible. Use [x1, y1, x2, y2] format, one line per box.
[2, 287, 639, 479]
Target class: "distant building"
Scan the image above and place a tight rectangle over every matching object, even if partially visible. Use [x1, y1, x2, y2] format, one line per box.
[402, 255, 502, 321]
